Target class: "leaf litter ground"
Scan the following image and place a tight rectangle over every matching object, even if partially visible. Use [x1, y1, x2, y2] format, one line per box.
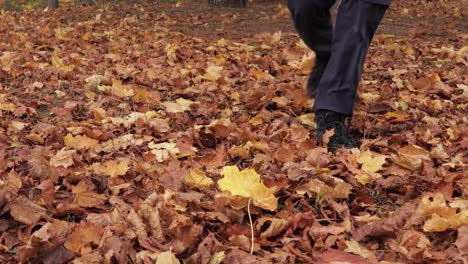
[0, 0, 467, 263]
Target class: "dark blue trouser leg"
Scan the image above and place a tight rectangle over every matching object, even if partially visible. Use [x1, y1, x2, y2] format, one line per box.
[287, 0, 336, 62]
[313, 0, 387, 115]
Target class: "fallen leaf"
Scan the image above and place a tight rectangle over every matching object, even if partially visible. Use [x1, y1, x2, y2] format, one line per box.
[74, 192, 108, 208]
[98, 159, 130, 177]
[64, 134, 99, 150]
[218, 166, 278, 211]
[316, 249, 368, 264]
[50, 149, 76, 168]
[18, 220, 73, 263]
[184, 168, 214, 188]
[64, 222, 104, 254]
[297, 178, 351, 199]
[256, 217, 289, 239]
[393, 144, 431, 171]
[156, 250, 180, 264]
[358, 150, 388, 173]
[203, 65, 223, 82]
[9, 195, 46, 225]
[148, 141, 180, 162]
[345, 239, 376, 261]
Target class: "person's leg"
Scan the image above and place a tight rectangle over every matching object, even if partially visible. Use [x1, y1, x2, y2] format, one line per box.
[288, 0, 336, 96]
[313, 0, 388, 151]
[313, 0, 388, 115]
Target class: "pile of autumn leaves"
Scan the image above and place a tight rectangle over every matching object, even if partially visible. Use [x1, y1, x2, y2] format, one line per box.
[0, 2, 467, 263]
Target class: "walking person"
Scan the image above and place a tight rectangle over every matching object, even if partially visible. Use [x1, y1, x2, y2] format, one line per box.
[288, 0, 390, 151]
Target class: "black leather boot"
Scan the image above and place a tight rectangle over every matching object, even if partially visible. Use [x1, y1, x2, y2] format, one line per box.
[315, 110, 355, 151]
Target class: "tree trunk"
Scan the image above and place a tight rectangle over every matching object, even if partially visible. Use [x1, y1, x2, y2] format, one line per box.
[208, 0, 247, 7]
[47, 0, 59, 9]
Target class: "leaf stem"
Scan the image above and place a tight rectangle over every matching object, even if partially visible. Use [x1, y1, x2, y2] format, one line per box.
[248, 197, 254, 255]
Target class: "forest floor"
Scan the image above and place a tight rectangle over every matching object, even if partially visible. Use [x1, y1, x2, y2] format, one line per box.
[0, 0, 467, 263]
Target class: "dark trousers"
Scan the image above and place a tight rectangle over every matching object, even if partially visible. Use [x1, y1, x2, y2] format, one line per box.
[288, 0, 388, 115]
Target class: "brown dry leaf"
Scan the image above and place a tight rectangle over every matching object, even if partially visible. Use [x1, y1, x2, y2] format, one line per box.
[316, 249, 368, 264]
[50, 149, 76, 168]
[223, 248, 270, 264]
[256, 217, 289, 239]
[71, 251, 103, 264]
[162, 98, 195, 113]
[96, 134, 149, 153]
[393, 144, 431, 171]
[148, 142, 180, 162]
[9, 195, 46, 225]
[397, 230, 431, 261]
[228, 143, 252, 159]
[139, 192, 164, 241]
[354, 202, 417, 241]
[98, 159, 130, 177]
[64, 133, 99, 150]
[110, 79, 134, 98]
[128, 209, 148, 241]
[64, 222, 104, 254]
[18, 220, 73, 263]
[0, 94, 15, 112]
[203, 65, 223, 82]
[296, 178, 351, 199]
[186, 233, 225, 264]
[418, 193, 468, 232]
[198, 145, 227, 168]
[74, 192, 108, 208]
[345, 239, 377, 263]
[156, 250, 180, 264]
[0, 171, 22, 207]
[309, 223, 346, 240]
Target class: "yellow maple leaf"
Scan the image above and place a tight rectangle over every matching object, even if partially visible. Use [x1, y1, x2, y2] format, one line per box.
[357, 150, 388, 173]
[184, 168, 213, 188]
[50, 149, 76, 168]
[218, 166, 277, 211]
[64, 134, 98, 150]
